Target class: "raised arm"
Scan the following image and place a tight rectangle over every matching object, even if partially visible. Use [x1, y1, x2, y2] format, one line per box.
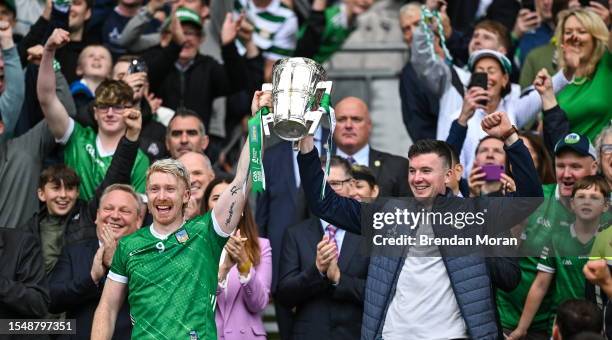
[410, 25, 451, 97]
[0, 21, 25, 136]
[297, 136, 362, 234]
[38, 29, 71, 140]
[116, 0, 163, 50]
[91, 280, 128, 340]
[213, 91, 271, 234]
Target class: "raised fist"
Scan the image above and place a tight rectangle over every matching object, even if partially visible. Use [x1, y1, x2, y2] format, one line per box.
[45, 29, 70, 51]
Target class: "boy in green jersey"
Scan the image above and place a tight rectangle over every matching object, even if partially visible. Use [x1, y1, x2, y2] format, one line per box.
[91, 91, 272, 340]
[498, 132, 599, 338]
[38, 28, 150, 201]
[508, 175, 609, 339]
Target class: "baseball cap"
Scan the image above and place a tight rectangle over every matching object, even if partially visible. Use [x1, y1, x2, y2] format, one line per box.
[161, 7, 203, 32]
[468, 49, 512, 75]
[554, 132, 597, 160]
[0, 0, 16, 14]
[176, 7, 203, 30]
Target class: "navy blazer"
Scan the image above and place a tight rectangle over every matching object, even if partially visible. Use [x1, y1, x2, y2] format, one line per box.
[256, 130, 330, 292]
[49, 239, 131, 340]
[277, 218, 368, 340]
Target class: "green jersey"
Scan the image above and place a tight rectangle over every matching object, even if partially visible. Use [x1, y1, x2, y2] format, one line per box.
[297, 4, 354, 63]
[590, 225, 612, 261]
[538, 224, 595, 307]
[62, 119, 149, 200]
[497, 184, 569, 332]
[109, 212, 228, 339]
[557, 51, 612, 142]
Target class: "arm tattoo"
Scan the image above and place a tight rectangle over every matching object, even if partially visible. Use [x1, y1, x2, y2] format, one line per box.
[230, 185, 241, 196]
[225, 202, 236, 226]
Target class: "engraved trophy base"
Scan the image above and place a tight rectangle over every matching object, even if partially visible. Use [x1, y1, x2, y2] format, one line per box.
[273, 118, 308, 141]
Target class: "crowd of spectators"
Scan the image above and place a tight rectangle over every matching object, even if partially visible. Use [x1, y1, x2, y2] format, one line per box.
[0, 0, 611, 339]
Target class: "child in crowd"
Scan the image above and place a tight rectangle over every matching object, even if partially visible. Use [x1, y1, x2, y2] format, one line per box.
[509, 175, 610, 338]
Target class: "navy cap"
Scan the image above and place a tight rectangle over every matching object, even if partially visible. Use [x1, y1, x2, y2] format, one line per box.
[554, 132, 597, 160]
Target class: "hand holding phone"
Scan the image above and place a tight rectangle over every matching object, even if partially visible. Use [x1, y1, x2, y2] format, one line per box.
[468, 72, 488, 106]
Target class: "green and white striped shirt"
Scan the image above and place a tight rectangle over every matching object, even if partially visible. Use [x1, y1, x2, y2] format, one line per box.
[234, 0, 298, 60]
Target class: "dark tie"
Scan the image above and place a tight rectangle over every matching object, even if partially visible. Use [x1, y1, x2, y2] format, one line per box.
[346, 156, 356, 165]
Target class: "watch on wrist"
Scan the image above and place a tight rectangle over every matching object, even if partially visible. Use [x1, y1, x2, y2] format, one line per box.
[501, 125, 519, 141]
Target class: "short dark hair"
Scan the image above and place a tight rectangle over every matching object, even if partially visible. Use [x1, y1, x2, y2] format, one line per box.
[408, 139, 452, 169]
[447, 144, 460, 167]
[351, 164, 377, 188]
[320, 155, 352, 177]
[167, 108, 206, 136]
[39, 164, 81, 190]
[556, 299, 602, 340]
[519, 131, 556, 184]
[475, 136, 504, 155]
[571, 175, 610, 198]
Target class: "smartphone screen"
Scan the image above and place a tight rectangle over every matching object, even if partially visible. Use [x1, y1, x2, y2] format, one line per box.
[521, 0, 536, 12]
[481, 164, 505, 182]
[469, 72, 488, 90]
[580, 0, 607, 6]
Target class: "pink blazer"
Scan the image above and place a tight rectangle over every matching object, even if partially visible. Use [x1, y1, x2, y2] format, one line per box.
[215, 237, 272, 340]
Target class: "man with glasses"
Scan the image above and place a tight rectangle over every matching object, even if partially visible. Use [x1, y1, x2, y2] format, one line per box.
[277, 155, 369, 339]
[38, 29, 150, 200]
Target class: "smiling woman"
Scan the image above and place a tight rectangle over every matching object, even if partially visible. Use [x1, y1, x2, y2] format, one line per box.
[555, 8, 611, 142]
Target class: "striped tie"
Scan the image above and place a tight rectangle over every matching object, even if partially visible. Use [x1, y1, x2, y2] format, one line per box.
[326, 225, 338, 258]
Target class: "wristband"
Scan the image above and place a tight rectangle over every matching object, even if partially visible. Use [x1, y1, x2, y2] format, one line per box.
[501, 125, 519, 141]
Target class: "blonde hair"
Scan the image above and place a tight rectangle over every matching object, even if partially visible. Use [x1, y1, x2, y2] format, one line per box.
[146, 159, 191, 211]
[555, 8, 609, 78]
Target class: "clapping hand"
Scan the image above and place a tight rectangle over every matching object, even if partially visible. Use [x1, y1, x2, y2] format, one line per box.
[221, 12, 245, 46]
[315, 235, 337, 274]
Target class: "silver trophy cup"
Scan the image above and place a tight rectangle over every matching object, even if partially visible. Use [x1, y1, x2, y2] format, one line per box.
[261, 58, 332, 141]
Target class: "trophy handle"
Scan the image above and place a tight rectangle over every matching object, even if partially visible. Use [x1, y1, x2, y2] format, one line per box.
[304, 110, 323, 136]
[316, 81, 332, 95]
[302, 80, 332, 136]
[260, 83, 274, 137]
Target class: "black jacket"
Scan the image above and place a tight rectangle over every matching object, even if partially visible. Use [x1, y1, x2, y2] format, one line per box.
[542, 104, 570, 157]
[19, 136, 140, 271]
[277, 218, 368, 340]
[399, 61, 439, 142]
[18, 7, 100, 84]
[153, 43, 249, 130]
[365, 148, 411, 198]
[0, 229, 49, 340]
[49, 239, 131, 340]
